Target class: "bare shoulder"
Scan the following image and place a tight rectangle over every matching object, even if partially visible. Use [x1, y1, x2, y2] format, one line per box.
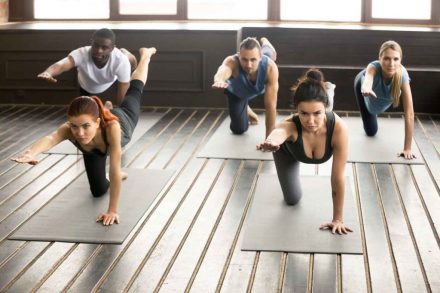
[278, 115, 297, 140]
[332, 113, 348, 146]
[224, 55, 238, 66]
[267, 58, 278, 73]
[57, 122, 74, 139]
[106, 120, 121, 133]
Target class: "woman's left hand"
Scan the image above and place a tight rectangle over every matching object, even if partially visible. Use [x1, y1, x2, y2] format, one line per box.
[96, 211, 120, 226]
[319, 220, 353, 235]
[398, 149, 416, 160]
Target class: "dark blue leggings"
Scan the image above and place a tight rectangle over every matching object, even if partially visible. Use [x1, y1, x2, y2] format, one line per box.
[83, 79, 144, 197]
[354, 70, 378, 136]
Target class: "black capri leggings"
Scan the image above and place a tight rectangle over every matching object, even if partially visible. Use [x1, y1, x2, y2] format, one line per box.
[272, 144, 303, 205]
[84, 79, 145, 197]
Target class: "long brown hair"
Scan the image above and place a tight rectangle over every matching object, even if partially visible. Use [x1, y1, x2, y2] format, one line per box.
[67, 96, 118, 128]
[379, 40, 403, 108]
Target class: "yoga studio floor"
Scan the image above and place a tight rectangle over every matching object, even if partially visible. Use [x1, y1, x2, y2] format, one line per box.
[0, 104, 439, 292]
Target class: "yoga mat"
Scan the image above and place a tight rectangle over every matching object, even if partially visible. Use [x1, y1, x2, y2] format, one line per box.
[45, 112, 163, 155]
[10, 168, 174, 244]
[345, 117, 423, 164]
[198, 114, 288, 160]
[241, 174, 362, 254]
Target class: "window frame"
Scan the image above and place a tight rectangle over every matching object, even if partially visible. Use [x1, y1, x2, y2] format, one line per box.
[8, 0, 440, 26]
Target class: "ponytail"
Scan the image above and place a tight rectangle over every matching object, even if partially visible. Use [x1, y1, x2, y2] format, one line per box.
[67, 96, 118, 128]
[90, 96, 119, 127]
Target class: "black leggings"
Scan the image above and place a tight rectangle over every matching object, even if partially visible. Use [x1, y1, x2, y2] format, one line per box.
[354, 70, 378, 136]
[84, 79, 144, 197]
[273, 145, 303, 205]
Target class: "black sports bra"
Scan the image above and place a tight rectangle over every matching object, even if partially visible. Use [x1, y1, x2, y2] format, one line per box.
[281, 111, 335, 164]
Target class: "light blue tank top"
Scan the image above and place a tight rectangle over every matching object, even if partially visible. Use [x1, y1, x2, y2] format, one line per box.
[226, 54, 269, 100]
[362, 60, 410, 114]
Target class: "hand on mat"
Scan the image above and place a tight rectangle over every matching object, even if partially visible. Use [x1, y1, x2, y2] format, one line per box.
[256, 139, 280, 152]
[212, 81, 229, 89]
[398, 150, 416, 160]
[361, 87, 377, 98]
[320, 220, 353, 235]
[11, 153, 38, 165]
[96, 211, 120, 226]
[37, 71, 57, 83]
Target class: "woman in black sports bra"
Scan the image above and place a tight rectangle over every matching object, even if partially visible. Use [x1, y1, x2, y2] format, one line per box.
[257, 68, 352, 235]
[11, 47, 157, 226]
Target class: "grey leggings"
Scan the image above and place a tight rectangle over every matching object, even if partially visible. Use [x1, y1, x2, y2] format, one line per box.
[273, 145, 302, 205]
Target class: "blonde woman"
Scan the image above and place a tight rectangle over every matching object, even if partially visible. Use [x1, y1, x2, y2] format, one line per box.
[354, 40, 415, 159]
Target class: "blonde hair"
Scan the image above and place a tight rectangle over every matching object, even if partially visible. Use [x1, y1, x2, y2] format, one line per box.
[379, 40, 403, 108]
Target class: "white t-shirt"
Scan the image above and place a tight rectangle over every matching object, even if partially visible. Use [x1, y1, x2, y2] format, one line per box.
[69, 46, 131, 94]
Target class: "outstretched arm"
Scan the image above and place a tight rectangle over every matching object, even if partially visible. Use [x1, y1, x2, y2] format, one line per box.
[212, 56, 236, 89]
[264, 60, 279, 137]
[400, 81, 415, 159]
[319, 117, 353, 235]
[37, 56, 75, 83]
[257, 119, 294, 152]
[361, 64, 377, 98]
[11, 123, 71, 165]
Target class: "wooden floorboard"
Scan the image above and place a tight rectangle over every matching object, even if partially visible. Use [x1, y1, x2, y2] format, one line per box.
[0, 105, 438, 293]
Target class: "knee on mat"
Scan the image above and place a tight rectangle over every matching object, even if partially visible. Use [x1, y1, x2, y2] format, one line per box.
[284, 194, 302, 206]
[230, 124, 248, 135]
[90, 186, 108, 198]
[364, 127, 378, 137]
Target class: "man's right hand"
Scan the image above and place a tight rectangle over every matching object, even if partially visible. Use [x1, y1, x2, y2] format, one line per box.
[37, 71, 57, 83]
[212, 81, 229, 89]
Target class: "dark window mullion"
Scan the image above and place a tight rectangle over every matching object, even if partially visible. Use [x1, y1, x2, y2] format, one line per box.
[268, 0, 280, 21]
[177, 0, 188, 20]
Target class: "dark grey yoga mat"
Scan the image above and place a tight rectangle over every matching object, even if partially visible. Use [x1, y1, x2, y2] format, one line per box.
[198, 114, 288, 160]
[241, 174, 362, 254]
[10, 168, 174, 244]
[45, 112, 163, 155]
[345, 117, 423, 164]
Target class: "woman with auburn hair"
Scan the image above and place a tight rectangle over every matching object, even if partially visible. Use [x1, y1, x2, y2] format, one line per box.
[354, 40, 415, 159]
[257, 68, 352, 235]
[12, 47, 157, 226]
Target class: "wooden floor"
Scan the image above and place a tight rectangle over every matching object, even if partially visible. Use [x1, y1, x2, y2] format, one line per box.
[0, 104, 438, 293]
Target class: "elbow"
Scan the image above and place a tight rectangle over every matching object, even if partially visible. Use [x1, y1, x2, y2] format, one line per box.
[405, 111, 414, 122]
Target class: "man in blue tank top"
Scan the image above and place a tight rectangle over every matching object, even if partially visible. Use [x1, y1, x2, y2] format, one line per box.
[212, 37, 279, 138]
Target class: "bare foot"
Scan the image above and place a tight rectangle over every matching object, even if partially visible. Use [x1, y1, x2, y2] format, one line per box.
[139, 47, 157, 59]
[247, 106, 259, 125]
[120, 48, 138, 71]
[260, 37, 277, 62]
[104, 100, 113, 110]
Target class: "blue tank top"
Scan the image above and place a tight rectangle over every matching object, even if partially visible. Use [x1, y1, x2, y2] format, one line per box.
[281, 111, 335, 164]
[226, 54, 269, 100]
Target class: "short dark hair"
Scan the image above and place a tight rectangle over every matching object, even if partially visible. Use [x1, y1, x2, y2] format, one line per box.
[92, 28, 116, 44]
[239, 37, 261, 52]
